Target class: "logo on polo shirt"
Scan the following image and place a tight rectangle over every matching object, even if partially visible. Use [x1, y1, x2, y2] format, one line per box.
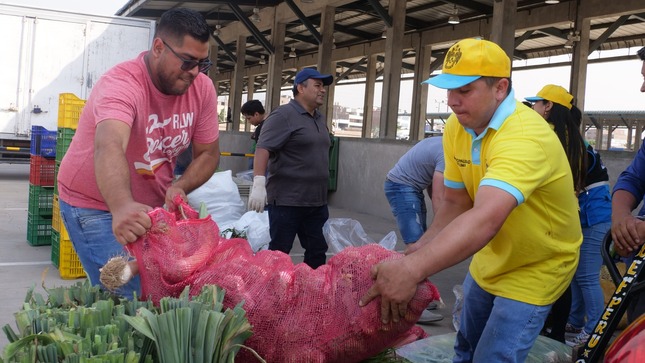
[454, 156, 471, 167]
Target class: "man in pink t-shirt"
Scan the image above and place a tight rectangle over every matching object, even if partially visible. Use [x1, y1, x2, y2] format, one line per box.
[57, 8, 219, 298]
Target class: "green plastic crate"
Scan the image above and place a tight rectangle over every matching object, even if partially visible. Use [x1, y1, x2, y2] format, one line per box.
[328, 136, 339, 191]
[51, 230, 60, 268]
[55, 128, 75, 163]
[28, 184, 55, 217]
[27, 212, 52, 246]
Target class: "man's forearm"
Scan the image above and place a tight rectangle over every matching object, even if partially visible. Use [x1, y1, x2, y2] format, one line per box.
[612, 190, 638, 221]
[253, 148, 269, 176]
[95, 145, 133, 211]
[174, 152, 219, 195]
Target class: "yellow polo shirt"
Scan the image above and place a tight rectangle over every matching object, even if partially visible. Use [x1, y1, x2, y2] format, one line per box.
[443, 96, 582, 305]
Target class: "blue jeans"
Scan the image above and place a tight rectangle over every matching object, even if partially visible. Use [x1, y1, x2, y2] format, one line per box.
[268, 204, 329, 269]
[568, 221, 610, 333]
[384, 179, 427, 244]
[58, 199, 141, 299]
[454, 273, 552, 363]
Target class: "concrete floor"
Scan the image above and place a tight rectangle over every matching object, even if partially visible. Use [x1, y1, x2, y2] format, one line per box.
[0, 163, 468, 351]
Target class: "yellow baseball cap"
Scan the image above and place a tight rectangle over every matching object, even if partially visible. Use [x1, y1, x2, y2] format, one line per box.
[422, 38, 511, 89]
[525, 84, 573, 110]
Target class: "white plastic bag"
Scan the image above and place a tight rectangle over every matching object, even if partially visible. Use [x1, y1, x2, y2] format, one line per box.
[452, 284, 464, 331]
[187, 170, 245, 227]
[221, 211, 271, 252]
[323, 218, 397, 254]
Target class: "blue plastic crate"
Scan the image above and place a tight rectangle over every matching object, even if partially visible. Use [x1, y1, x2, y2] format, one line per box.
[30, 126, 56, 158]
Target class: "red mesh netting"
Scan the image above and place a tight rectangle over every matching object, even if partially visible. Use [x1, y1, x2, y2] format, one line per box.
[126, 200, 440, 362]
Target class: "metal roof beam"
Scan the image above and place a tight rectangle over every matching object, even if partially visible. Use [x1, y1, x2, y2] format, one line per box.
[589, 15, 630, 52]
[212, 35, 237, 63]
[285, 0, 323, 44]
[367, 0, 392, 27]
[227, 2, 275, 54]
[336, 57, 368, 81]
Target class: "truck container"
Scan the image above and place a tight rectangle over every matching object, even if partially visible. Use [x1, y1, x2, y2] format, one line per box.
[0, 3, 154, 163]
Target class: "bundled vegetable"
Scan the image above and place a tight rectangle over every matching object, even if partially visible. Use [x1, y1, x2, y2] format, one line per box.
[1, 280, 256, 363]
[122, 285, 261, 363]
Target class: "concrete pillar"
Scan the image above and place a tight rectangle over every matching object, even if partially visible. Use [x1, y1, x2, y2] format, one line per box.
[362, 54, 377, 138]
[490, 0, 517, 60]
[230, 35, 246, 131]
[379, 0, 406, 139]
[245, 75, 255, 132]
[266, 14, 286, 113]
[607, 125, 613, 150]
[208, 41, 219, 87]
[633, 121, 643, 151]
[318, 5, 336, 129]
[596, 125, 603, 150]
[411, 34, 432, 141]
[627, 121, 633, 151]
[570, 14, 591, 113]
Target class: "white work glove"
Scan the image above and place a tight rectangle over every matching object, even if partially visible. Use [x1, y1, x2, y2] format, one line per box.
[248, 175, 267, 213]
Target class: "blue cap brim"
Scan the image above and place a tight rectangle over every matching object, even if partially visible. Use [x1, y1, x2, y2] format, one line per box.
[422, 74, 481, 89]
[524, 96, 544, 102]
[311, 75, 333, 86]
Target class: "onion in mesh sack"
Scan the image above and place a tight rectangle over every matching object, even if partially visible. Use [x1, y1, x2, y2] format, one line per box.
[124, 197, 440, 362]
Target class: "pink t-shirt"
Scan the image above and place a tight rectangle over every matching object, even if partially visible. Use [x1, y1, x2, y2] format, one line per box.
[58, 52, 219, 210]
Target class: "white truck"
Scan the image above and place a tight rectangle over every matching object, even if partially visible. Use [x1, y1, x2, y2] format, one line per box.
[0, 3, 154, 163]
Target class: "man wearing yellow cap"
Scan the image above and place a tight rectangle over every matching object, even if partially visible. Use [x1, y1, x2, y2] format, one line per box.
[360, 38, 582, 362]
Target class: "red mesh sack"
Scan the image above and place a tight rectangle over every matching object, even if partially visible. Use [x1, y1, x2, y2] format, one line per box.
[127, 199, 440, 362]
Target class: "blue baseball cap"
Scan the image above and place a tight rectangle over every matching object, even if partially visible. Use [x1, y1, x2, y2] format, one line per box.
[293, 68, 333, 89]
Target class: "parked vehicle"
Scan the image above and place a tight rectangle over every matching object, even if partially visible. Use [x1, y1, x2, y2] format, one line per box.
[0, 3, 154, 163]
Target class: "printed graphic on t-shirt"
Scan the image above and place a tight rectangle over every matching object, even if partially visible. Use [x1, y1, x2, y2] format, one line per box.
[134, 112, 193, 175]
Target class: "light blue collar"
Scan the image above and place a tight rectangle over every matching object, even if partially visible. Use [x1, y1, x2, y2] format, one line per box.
[465, 89, 516, 140]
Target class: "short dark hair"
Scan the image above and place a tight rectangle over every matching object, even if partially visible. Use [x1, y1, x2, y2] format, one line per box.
[156, 8, 210, 43]
[638, 47, 645, 61]
[241, 100, 265, 115]
[482, 77, 513, 96]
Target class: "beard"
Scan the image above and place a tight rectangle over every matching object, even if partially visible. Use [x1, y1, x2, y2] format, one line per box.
[158, 69, 194, 96]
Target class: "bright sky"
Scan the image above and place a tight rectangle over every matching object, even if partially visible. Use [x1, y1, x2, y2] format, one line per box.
[1, 0, 125, 16]
[333, 49, 644, 112]
[5, 0, 643, 112]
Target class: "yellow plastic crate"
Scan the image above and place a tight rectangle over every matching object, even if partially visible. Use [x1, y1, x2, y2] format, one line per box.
[57, 93, 86, 130]
[56, 225, 85, 279]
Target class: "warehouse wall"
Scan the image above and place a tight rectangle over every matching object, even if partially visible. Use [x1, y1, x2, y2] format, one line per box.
[218, 132, 640, 221]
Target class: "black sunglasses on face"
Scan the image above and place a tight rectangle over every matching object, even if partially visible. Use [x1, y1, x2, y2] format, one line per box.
[162, 40, 213, 73]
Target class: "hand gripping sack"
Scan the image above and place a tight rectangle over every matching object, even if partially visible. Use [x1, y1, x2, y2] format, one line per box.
[126, 199, 440, 362]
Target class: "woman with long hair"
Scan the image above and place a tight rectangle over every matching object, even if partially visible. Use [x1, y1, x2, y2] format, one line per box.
[526, 85, 612, 346]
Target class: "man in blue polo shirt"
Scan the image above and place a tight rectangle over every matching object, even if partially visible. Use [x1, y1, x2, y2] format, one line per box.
[248, 68, 333, 269]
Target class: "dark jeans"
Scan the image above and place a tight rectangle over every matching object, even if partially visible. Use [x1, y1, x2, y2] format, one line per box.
[268, 204, 329, 269]
[544, 285, 572, 343]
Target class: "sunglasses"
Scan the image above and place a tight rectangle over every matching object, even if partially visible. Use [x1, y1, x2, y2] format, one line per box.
[162, 40, 213, 73]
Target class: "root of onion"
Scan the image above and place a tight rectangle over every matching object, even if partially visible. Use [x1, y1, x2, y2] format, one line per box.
[100, 256, 138, 291]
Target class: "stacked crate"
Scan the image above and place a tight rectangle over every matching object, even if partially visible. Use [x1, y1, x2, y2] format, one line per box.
[51, 93, 86, 279]
[27, 126, 56, 246]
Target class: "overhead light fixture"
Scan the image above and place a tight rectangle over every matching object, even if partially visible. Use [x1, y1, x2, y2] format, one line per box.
[564, 30, 580, 49]
[289, 46, 297, 58]
[448, 5, 460, 25]
[545, 0, 560, 4]
[259, 55, 266, 65]
[301, 0, 314, 3]
[212, 24, 222, 37]
[381, 26, 387, 39]
[250, 7, 261, 23]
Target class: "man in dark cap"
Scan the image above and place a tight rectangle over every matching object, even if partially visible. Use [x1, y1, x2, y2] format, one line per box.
[248, 67, 333, 269]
